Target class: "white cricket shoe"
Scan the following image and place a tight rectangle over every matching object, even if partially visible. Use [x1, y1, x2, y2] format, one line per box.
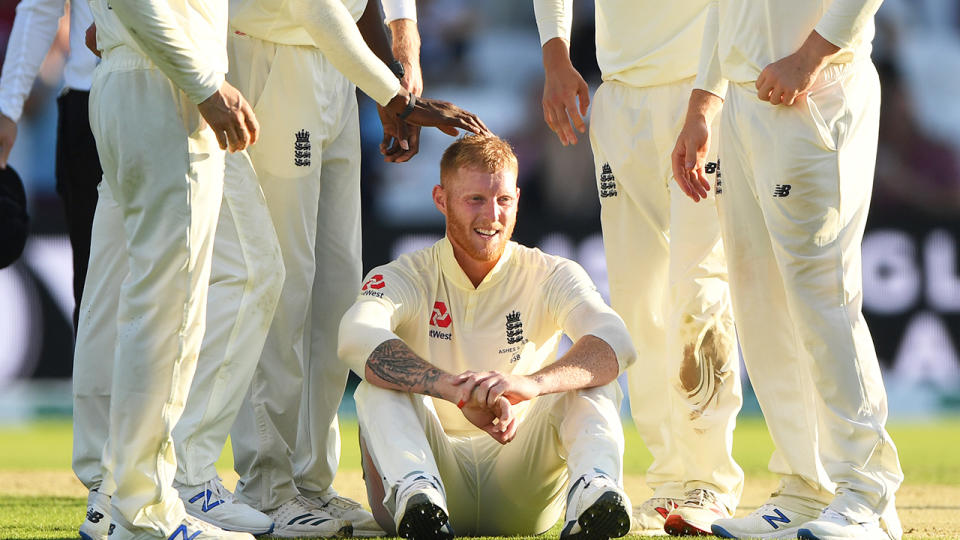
[664, 488, 730, 536]
[265, 496, 352, 538]
[175, 477, 274, 535]
[798, 508, 889, 540]
[393, 473, 453, 540]
[308, 490, 385, 537]
[560, 472, 632, 540]
[630, 497, 679, 536]
[108, 513, 254, 540]
[711, 502, 820, 539]
[79, 490, 112, 540]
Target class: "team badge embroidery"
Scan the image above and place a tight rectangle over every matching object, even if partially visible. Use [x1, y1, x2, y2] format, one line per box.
[505, 311, 524, 344]
[294, 130, 311, 167]
[599, 163, 618, 198]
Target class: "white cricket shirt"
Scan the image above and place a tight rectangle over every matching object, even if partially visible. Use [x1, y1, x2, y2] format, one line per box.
[339, 237, 636, 436]
[534, 0, 711, 88]
[696, 0, 882, 97]
[0, 0, 98, 122]
[90, 0, 227, 104]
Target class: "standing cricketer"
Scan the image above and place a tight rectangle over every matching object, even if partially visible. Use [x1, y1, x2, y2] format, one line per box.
[83, 0, 259, 537]
[533, 0, 743, 535]
[673, 2, 903, 539]
[339, 135, 637, 540]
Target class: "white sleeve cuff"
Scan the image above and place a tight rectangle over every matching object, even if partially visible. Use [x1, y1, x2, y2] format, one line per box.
[381, 0, 416, 23]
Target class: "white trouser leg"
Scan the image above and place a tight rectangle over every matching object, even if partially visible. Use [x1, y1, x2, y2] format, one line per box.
[716, 101, 834, 511]
[72, 180, 126, 491]
[354, 383, 452, 520]
[357, 381, 626, 537]
[173, 150, 284, 485]
[90, 53, 224, 533]
[293, 99, 362, 498]
[227, 33, 355, 511]
[724, 61, 902, 521]
[590, 80, 742, 508]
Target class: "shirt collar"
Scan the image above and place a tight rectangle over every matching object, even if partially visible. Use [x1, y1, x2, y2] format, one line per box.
[439, 236, 516, 291]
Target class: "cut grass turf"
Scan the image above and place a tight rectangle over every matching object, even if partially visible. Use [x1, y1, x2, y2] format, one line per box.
[1, 417, 959, 539]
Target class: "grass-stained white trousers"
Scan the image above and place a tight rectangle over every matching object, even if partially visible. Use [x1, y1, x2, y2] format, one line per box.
[589, 79, 743, 511]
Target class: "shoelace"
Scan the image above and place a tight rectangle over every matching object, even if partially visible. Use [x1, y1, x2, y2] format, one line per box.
[683, 489, 718, 507]
[204, 477, 233, 504]
[322, 495, 361, 511]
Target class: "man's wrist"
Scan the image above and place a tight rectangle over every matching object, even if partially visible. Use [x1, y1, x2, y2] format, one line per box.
[798, 30, 841, 72]
[687, 89, 723, 124]
[541, 37, 572, 72]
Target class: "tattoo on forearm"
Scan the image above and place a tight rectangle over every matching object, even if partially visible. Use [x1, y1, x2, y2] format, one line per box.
[368, 340, 444, 397]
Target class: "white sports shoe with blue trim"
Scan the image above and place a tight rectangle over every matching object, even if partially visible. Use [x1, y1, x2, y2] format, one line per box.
[798, 508, 889, 540]
[175, 477, 274, 535]
[560, 472, 632, 540]
[711, 502, 819, 539]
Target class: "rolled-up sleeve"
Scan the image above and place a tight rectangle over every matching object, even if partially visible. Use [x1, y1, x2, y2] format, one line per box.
[338, 267, 418, 377]
[545, 260, 637, 374]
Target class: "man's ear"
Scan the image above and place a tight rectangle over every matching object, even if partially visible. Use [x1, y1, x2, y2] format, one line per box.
[432, 184, 447, 215]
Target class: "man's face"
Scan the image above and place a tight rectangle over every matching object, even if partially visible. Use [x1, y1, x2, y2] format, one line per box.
[434, 166, 519, 266]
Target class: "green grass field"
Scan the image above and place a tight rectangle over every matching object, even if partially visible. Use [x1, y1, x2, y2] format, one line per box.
[1, 417, 959, 539]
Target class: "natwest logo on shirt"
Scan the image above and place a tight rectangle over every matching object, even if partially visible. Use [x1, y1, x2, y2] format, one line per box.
[362, 274, 385, 290]
[361, 274, 386, 298]
[430, 301, 452, 328]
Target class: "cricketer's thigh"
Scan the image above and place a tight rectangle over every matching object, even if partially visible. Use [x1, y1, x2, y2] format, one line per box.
[589, 79, 741, 508]
[89, 47, 224, 532]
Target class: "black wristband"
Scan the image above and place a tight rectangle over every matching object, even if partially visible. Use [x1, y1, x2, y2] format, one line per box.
[388, 60, 405, 80]
[398, 93, 416, 120]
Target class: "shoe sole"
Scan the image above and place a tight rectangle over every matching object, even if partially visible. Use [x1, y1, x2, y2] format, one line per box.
[664, 514, 712, 536]
[712, 523, 804, 539]
[712, 524, 737, 538]
[397, 494, 453, 540]
[564, 491, 631, 540]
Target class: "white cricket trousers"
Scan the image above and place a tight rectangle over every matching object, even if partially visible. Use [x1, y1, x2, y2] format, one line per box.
[355, 381, 625, 536]
[717, 60, 903, 522]
[172, 149, 285, 483]
[589, 79, 743, 509]
[73, 60, 282, 506]
[85, 46, 224, 532]
[225, 31, 363, 511]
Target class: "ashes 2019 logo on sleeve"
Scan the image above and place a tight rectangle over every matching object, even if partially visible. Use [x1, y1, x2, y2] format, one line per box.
[361, 274, 385, 298]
